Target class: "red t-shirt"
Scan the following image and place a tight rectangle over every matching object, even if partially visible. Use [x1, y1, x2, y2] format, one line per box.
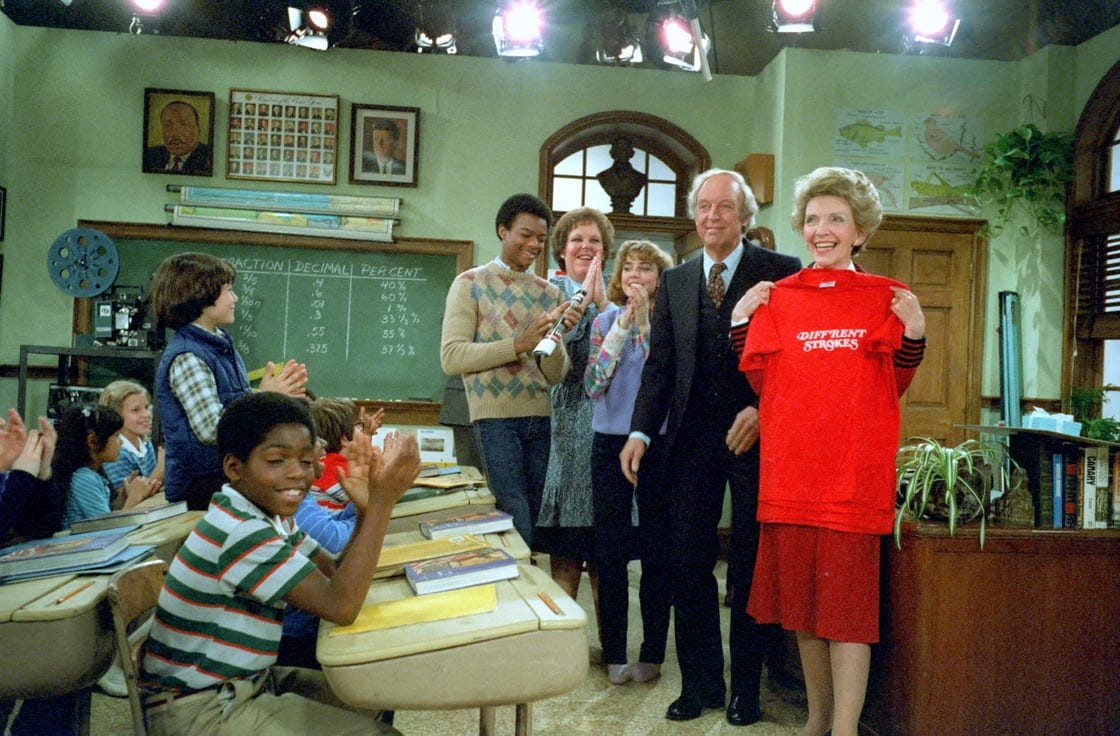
[741, 268, 905, 534]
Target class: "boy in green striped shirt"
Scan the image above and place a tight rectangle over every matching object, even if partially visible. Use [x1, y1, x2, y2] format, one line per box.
[140, 392, 419, 735]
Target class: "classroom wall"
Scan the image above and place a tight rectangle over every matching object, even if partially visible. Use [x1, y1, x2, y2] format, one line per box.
[0, 20, 1117, 416]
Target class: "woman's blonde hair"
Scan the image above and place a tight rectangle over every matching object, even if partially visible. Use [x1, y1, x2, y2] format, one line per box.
[98, 380, 151, 413]
[606, 240, 674, 305]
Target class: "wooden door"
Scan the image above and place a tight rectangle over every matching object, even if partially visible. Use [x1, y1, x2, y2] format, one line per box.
[859, 216, 986, 445]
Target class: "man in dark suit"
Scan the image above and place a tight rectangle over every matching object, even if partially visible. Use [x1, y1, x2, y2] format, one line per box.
[143, 100, 212, 175]
[621, 168, 801, 725]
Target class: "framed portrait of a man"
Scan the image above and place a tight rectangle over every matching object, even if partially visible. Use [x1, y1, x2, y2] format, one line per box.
[142, 88, 216, 176]
[350, 104, 419, 187]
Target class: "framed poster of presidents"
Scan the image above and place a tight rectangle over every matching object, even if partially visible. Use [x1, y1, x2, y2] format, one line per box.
[228, 89, 339, 185]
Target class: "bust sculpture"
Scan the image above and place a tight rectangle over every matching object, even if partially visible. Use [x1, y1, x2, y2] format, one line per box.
[596, 136, 648, 214]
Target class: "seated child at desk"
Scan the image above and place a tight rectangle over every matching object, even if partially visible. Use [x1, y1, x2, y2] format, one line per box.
[0, 409, 86, 736]
[98, 380, 164, 498]
[56, 404, 158, 528]
[307, 397, 384, 512]
[139, 391, 420, 736]
[150, 252, 309, 511]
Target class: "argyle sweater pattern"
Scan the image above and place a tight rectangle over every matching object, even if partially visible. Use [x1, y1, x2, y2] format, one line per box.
[440, 262, 563, 422]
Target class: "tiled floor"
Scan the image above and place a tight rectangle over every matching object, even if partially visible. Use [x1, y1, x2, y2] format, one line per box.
[89, 559, 810, 735]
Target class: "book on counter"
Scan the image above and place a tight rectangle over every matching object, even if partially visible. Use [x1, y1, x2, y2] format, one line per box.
[68, 500, 188, 534]
[404, 546, 519, 595]
[0, 527, 133, 576]
[418, 510, 514, 539]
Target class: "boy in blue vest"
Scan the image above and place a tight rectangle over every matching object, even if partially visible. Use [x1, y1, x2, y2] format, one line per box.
[140, 391, 419, 735]
[151, 252, 309, 510]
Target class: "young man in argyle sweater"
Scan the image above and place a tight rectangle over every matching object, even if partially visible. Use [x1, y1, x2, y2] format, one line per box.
[440, 193, 571, 546]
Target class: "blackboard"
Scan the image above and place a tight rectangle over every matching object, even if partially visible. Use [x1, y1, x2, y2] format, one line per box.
[76, 221, 473, 402]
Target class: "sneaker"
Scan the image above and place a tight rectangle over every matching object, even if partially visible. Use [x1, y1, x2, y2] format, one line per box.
[97, 663, 128, 698]
[607, 664, 632, 685]
[629, 662, 661, 683]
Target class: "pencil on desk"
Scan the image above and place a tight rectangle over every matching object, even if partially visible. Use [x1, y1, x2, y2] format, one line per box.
[54, 581, 95, 606]
[537, 591, 562, 615]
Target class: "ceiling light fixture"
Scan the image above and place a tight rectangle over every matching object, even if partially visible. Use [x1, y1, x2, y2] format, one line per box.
[650, 1, 711, 80]
[596, 7, 643, 65]
[415, 1, 458, 54]
[286, 5, 331, 50]
[127, 0, 166, 35]
[771, 0, 818, 33]
[906, 0, 959, 47]
[492, 0, 545, 58]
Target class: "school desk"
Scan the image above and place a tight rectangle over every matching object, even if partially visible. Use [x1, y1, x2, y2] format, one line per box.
[387, 483, 496, 533]
[0, 510, 200, 707]
[317, 563, 588, 736]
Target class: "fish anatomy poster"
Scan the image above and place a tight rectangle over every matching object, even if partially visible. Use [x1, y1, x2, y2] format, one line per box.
[832, 108, 982, 216]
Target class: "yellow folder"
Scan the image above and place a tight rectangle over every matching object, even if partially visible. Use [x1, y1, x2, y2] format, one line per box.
[329, 583, 497, 636]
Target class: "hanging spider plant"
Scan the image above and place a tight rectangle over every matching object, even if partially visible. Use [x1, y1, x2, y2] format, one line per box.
[894, 437, 1016, 549]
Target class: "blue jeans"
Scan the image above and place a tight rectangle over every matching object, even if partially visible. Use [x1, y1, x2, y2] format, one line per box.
[472, 417, 551, 546]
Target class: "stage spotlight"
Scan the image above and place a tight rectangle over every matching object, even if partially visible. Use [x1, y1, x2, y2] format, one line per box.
[650, 4, 708, 73]
[127, 0, 166, 34]
[906, 0, 959, 46]
[596, 7, 642, 64]
[492, 0, 545, 58]
[415, 1, 458, 54]
[286, 6, 331, 50]
[771, 0, 818, 33]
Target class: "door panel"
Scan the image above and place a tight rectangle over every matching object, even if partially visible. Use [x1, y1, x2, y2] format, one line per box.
[865, 217, 986, 445]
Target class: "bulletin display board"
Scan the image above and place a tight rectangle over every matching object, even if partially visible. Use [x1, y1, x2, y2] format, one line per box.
[74, 221, 473, 402]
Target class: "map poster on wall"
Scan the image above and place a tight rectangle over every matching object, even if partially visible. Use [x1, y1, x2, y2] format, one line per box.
[833, 108, 906, 160]
[227, 89, 339, 185]
[910, 112, 983, 164]
[906, 161, 977, 215]
[831, 160, 906, 213]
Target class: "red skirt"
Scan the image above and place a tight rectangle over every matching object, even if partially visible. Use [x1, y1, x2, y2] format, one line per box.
[747, 523, 881, 643]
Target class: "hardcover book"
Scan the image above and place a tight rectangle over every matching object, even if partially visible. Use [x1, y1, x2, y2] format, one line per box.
[68, 500, 188, 534]
[376, 533, 490, 574]
[0, 528, 133, 575]
[418, 510, 514, 539]
[404, 547, 519, 595]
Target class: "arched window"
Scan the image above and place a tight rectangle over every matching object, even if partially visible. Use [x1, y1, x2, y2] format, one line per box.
[1065, 59, 1120, 408]
[537, 111, 711, 267]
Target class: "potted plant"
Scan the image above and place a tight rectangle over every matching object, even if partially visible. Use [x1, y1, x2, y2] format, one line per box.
[1068, 385, 1120, 442]
[967, 122, 1075, 237]
[894, 437, 1017, 548]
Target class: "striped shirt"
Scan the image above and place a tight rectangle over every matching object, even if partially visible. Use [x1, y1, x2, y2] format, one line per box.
[62, 467, 113, 527]
[101, 437, 158, 491]
[140, 485, 320, 692]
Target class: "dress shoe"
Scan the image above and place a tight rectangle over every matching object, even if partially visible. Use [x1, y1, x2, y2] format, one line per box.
[665, 692, 725, 721]
[725, 694, 762, 726]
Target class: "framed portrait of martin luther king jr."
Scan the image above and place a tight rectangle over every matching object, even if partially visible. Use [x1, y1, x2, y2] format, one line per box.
[350, 104, 419, 187]
[142, 88, 216, 176]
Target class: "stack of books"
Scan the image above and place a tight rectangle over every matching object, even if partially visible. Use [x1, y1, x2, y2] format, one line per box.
[418, 509, 513, 539]
[404, 546, 519, 595]
[68, 500, 188, 534]
[0, 528, 153, 583]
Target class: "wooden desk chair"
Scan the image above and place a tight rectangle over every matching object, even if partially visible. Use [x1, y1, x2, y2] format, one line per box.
[107, 559, 168, 736]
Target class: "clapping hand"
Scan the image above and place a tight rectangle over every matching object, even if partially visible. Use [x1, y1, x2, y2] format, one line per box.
[0, 409, 28, 472]
[339, 428, 373, 514]
[584, 254, 607, 311]
[260, 359, 309, 397]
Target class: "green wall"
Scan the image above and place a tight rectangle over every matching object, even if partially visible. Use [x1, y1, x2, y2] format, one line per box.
[0, 19, 1118, 416]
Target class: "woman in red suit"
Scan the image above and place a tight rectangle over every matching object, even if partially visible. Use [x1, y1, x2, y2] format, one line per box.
[734, 167, 926, 736]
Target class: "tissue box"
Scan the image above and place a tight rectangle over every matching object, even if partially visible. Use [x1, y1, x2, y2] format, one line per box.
[1022, 415, 1083, 437]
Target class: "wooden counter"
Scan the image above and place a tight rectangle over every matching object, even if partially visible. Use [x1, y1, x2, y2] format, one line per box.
[864, 521, 1120, 735]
